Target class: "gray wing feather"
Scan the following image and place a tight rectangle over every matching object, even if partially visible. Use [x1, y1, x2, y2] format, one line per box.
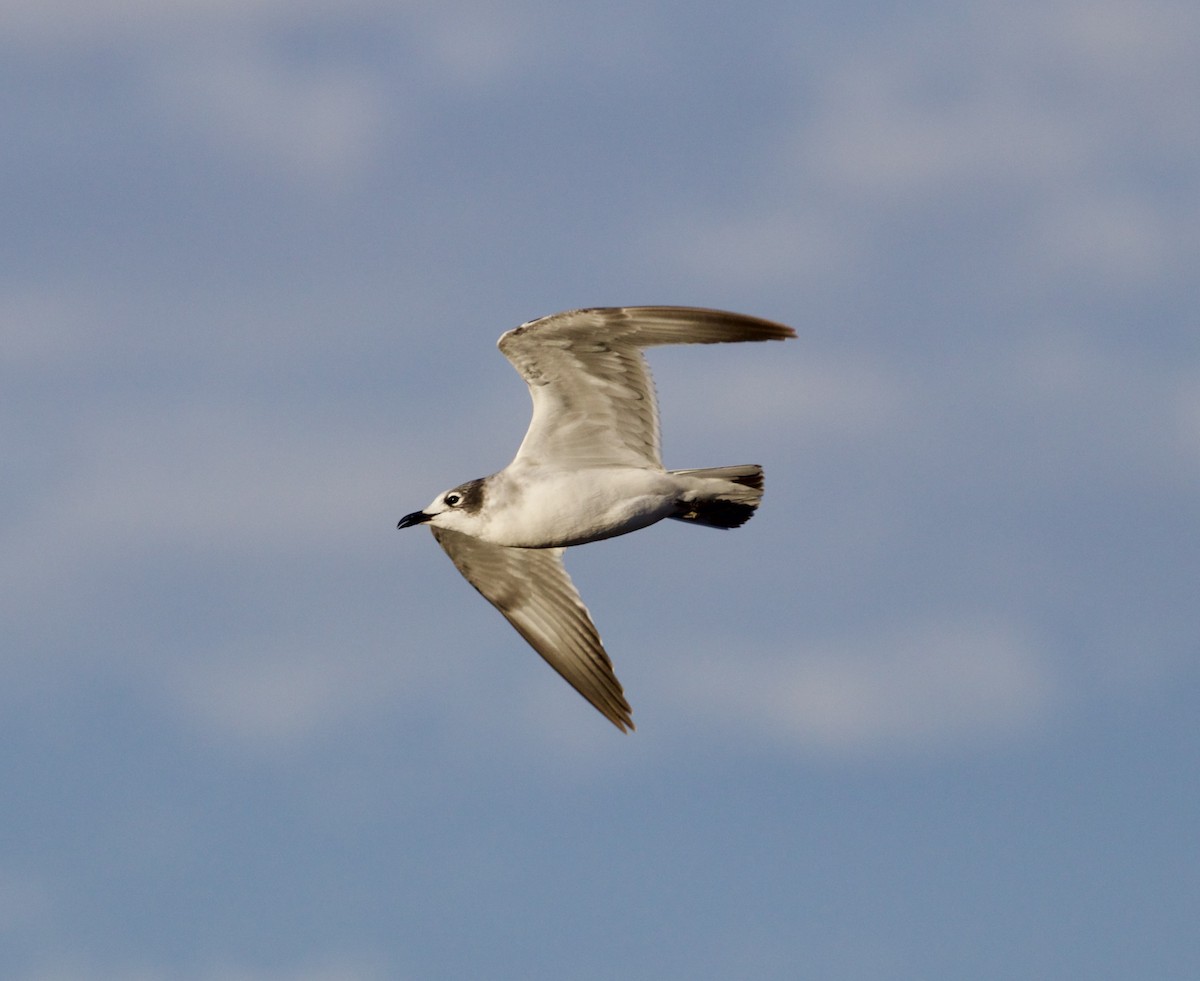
[498, 306, 796, 470]
[431, 526, 634, 731]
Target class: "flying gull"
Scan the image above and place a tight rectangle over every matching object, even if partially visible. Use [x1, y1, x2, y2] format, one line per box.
[397, 306, 796, 731]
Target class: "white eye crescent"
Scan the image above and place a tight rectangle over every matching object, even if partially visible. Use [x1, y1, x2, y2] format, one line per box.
[445, 493, 462, 507]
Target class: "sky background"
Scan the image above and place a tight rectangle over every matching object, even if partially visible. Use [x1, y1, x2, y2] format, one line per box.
[3, 0, 1199, 978]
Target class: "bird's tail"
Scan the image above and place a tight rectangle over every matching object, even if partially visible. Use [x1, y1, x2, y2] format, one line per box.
[668, 465, 764, 529]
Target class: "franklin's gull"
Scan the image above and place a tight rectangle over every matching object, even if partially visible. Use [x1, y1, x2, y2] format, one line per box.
[397, 306, 796, 731]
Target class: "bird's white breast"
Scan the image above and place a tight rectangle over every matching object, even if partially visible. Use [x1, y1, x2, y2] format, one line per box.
[480, 466, 678, 548]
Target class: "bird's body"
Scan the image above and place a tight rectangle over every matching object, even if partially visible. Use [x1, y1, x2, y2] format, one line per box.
[453, 465, 726, 548]
[398, 306, 796, 731]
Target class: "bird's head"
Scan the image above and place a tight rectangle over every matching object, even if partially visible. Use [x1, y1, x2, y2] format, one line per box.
[397, 477, 487, 533]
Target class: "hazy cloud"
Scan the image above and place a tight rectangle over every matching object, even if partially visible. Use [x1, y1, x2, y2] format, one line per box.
[682, 617, 1055, 757]
[153, 42, 387, 186]
[662, 0, 1200, 291]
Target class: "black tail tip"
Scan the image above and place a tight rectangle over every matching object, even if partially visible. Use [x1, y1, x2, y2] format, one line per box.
[673, 499, 758, 529]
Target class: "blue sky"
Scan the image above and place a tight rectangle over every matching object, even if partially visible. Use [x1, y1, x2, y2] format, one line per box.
[3, 0, 1198, 977]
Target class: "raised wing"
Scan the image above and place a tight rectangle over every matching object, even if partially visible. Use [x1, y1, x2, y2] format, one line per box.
[498, 306, 796, 470]
[431, 526, 633, 731]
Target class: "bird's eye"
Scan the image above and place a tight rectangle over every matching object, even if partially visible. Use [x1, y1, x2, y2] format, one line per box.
[445, 493, 461, 507]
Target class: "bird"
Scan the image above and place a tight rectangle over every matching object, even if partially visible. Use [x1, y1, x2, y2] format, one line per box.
[397, 306, 796, 731]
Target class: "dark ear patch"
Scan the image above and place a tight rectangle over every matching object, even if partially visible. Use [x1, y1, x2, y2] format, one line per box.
[453, 478, 487, 513]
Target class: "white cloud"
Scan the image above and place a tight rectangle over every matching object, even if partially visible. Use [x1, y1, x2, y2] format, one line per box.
[417, 3, 539, 89]
[658, 353, 910, 444]
[26, 409, 392, 553]
[1004, 329, 1200, 489]
[648, 208, 856, 290]
[679, 617, 1056, 758]
[1027, 190, 1171, 287]
[0, 402, 407, 652]
[801, 59, 1078, 198]
[0, 0, 583, 101]
[1049, 0, 1200, 77]
[155, 43, 387, 186]
[1, 1, 623, 188]
[800, 0, 1199, 200]
[165, 647, 362, 751]
[0, 0, 389, 49]
[4, 1, 398, 187]
[0, 287, 97, 367]
[660, 0, 1200, 290]
[0, 389, 491, 753]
